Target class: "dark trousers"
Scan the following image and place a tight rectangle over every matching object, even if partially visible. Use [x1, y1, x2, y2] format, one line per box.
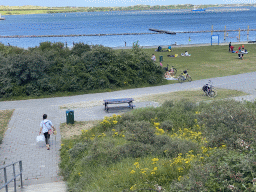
[44, 132, 50, 145]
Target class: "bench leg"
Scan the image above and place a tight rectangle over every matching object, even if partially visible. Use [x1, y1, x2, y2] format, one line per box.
[129, 102, 133, 109]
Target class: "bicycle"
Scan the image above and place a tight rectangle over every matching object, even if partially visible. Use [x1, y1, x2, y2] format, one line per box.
[202, 80, 217, 97]
[178, 70, 192, 83]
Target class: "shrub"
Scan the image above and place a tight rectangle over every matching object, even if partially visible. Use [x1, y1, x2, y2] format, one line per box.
[197, 100, 256, 149]
[71, 42, 91, 57]
[124, 121, 156, 144]
[160, 120, 174, 132]
[0, 43, 165, 98]
[170, 149, 256, 191]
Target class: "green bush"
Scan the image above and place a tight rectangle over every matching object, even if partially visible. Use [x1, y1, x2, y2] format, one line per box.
[197, 100, 256, 150]
[170, 149, 256, 191]
[0, 42, 164, 98]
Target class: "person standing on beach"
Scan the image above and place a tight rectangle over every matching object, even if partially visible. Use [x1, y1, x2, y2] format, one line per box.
[39, 114, 55, 150]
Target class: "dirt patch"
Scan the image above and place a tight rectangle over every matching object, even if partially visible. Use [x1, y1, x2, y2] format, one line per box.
[60, 120, 100, 139]
[60, 100, 103, 109]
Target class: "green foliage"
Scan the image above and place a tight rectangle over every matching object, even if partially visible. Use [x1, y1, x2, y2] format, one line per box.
[60, 100, 256, 191]
[0, 42, 164, 98]
[197, 100, 256, 150]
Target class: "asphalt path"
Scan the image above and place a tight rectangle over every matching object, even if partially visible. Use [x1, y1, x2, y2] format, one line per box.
[0, 71, 256, 192]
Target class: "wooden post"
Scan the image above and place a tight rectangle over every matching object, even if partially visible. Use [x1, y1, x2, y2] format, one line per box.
[211, 25, 213, 36]
[238, 28, 240, 42]
[247, 25, 249, 41]
[224, 26, 226, 41]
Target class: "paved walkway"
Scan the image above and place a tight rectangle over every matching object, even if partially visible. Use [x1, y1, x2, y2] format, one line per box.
[1, 72, 256, 192]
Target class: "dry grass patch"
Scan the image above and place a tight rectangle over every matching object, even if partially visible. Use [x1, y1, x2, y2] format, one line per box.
[0, 109, 14, 144]
[60, 120, 100, 139]
[60, 100, 103, 109]
[134, 88, 247, 104]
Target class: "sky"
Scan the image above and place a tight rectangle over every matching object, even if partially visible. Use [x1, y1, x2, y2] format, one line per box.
[0, 0, 253, 7]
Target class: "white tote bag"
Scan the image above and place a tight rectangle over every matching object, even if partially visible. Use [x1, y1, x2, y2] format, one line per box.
[36, 135, 45, 142]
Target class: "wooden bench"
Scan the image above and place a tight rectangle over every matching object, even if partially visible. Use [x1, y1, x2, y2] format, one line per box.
[103, 98, 134, 112]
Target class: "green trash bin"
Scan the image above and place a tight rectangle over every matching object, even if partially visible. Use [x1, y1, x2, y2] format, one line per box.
[159, 56, 163, 62]
[66, 110, 74, 124]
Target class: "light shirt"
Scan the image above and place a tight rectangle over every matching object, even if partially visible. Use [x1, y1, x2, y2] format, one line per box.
[40, 119, 53, 133]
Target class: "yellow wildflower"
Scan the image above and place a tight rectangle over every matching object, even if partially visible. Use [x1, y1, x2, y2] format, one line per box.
[152, 158, 159, 164]
[154, 122, 160, 127]
[130, 170, 136, 174]
[130, 184, 136, 190]
[134, 162, 139, 168]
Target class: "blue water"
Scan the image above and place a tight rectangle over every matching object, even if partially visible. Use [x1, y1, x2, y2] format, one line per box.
[0, 6, 256, 48]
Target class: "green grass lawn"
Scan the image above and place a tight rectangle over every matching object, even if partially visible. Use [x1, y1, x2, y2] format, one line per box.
[142, 44, 256, 81]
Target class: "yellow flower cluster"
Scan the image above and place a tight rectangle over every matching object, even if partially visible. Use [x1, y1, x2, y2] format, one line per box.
[130, 159, 159, 176]
[151, 158, 159, 164]
[81, 129, 96, 140]
[171, 128, 202, 143]
[153, 122, 165, 135]
[170, 152, 195, 168]
[100, 114, 121, 128]
[111, 129, 125, 138]
[168, 151, 196, 181]
[97, 132, 106, 138]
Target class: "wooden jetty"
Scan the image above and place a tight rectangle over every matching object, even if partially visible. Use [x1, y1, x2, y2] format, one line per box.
[1, 28, 256, 39]
[149, 28, 176, 34]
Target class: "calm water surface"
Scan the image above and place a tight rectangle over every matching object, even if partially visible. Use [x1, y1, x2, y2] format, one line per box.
[0, 6, 256, 48]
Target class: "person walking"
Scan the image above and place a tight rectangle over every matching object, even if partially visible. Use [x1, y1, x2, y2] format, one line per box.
[39, 114, 55, 150]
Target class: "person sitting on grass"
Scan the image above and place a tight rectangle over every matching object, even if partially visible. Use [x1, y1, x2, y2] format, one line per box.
[230, 45, 234, 52]
[185, 51, 191, 56]
[169, 67, 175, 76]
[151, 54, 156, 61]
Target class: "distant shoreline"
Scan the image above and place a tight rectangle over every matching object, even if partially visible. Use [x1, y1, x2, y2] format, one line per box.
[112, 41, 251, 50]
[0, 4, 255, 15]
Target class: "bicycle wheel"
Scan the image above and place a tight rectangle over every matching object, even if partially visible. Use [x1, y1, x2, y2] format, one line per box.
[187, 76, 192, 82]
[208, 90, 216, 97]
[178, 76, 184, 83]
